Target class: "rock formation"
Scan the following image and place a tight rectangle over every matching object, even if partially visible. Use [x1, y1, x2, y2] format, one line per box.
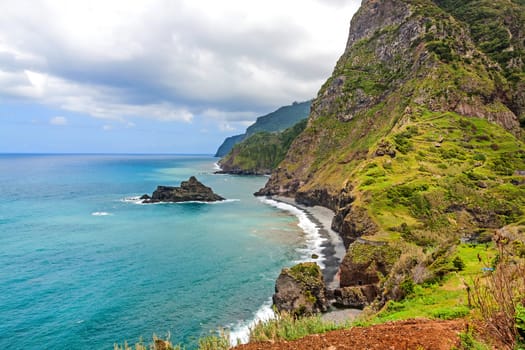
[141, 176, 224, 203]
[273, 262, 328, 316]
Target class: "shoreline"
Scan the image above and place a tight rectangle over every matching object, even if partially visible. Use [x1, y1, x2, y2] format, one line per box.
[269, 196, 346, 289]
[265, 195, 363, 325]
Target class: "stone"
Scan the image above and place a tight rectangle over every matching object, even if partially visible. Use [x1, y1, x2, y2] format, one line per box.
[273, 262, 328, 316]
[142, 176, 224, 203]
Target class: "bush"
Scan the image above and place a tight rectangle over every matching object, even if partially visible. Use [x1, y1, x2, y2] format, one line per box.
[431, 306, 470, 320]
[456, 329, 490, 350]
[452, 256, 466, 271]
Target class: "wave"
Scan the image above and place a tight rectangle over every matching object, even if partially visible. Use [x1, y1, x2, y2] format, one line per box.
[226, 197, 327, 345]
[91, 212, 112, 216]
[259, 197, 326, 268]
[228, 299, 275, 345]
[120, 196, 240, 205]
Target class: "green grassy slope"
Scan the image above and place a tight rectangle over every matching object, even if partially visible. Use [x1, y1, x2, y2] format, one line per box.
[218, 119, 307, 175]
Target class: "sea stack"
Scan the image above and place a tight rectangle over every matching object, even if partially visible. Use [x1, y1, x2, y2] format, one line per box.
[141, 176, 225, 203]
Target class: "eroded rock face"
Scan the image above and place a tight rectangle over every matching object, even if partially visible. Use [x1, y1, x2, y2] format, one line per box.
[339, 241, 401, 289]
[332, 205, 378, 249]
[273, 262, 328, 316]
[142, 176, 224, 203]
[333, 285, 379, 309]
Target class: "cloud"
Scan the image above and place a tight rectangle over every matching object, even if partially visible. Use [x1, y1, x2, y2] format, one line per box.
[0, 0, 361, 126]
[49, 116, 68, 125]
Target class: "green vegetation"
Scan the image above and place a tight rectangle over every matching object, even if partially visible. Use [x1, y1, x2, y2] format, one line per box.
[433, 0, 525, 78]
[245, 101, 311, 136]
[288, 262, 323, 285]
[248, 312, 345, 342]
[219, 119, 307, 174]
[215, 101, 311, 157]
[114, 331, 230, 350]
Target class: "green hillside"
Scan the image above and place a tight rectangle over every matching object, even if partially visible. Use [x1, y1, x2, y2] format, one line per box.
[214, 101, 310, 157]
[218, 119, 307, 175]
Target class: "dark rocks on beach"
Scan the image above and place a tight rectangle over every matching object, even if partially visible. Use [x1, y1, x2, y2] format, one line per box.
[273, 262, 328, 316]
[142, 176, 224, 203]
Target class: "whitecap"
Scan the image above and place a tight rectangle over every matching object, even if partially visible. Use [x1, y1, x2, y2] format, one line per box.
[91, 212, 112, 216]
[229, 299, 275, 345]
[175, 199, 240, 205]
[120, 196, 145, 204]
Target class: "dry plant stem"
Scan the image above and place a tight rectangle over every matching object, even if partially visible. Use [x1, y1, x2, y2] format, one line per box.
[471, 243, 525, 350]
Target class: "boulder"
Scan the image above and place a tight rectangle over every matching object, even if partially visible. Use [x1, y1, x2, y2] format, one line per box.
[142, 176, 224, 203]
[273, 262, 328, 317]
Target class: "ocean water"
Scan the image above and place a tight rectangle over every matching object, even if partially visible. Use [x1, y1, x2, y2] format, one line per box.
[0, 154, 324, 349]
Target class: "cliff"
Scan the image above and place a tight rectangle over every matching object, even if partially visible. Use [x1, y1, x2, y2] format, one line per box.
[258, 0, 525, 306]
[214, 101, 311, 157]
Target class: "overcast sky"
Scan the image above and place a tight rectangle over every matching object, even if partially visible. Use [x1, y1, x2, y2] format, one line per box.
[0, 0, 360, 153]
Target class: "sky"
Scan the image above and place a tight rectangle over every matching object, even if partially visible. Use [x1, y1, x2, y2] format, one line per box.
[0, 0, 360, 154]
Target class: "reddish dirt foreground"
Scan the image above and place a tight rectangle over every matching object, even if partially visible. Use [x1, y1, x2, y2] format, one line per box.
[233, 319, 465, 350]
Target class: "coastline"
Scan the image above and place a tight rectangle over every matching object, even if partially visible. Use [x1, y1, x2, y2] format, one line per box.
[264, 195, 363, 325]
[270, 195, 346, 289]
[229, 191, 355, 344]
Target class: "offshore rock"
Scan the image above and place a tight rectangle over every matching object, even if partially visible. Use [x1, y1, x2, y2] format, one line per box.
[273, 262, 328, 316]
[142, 176, 224, 203]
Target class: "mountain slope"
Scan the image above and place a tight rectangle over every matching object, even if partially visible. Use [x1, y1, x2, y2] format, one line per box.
[258, 0, 525, 304]
[218, 119, 307, 175]
[214, 101, 311, 157]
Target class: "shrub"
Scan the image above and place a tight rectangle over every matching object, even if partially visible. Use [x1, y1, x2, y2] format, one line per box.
[431, 306, 470, 320]
[452, 256, 466, 271]
[456, 329, 490, 350]
[473, 153, 486, 161]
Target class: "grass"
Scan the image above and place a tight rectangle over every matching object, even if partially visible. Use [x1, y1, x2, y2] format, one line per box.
[369, 244, 494, 323]
[248, 312, 346, 342]
[114, 331, 229, 350]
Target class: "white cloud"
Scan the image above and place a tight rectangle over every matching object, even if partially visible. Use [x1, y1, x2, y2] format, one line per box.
[24, 70, 47, 96]
[49, 116, 67, 125]
[102, 124, 113, 131]
[0, 0, 361, 126]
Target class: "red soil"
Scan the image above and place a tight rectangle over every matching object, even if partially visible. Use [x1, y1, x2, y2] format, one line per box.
[233, 318, 466, 350]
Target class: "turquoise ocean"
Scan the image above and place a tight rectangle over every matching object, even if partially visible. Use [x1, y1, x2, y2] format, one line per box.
[0, 154, 325, 349]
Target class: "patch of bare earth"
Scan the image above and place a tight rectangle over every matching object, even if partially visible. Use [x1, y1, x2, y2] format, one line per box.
[233, 319, 465, 350]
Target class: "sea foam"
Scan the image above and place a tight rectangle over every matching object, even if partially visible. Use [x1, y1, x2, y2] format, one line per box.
[229, 299, 274, 345]
[228, 197, 327, 345]
[259, 197, 326, 268]
[91, 212, 112, 216]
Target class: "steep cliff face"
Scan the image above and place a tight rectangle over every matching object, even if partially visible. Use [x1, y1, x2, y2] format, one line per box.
[259, 0, 525, 306]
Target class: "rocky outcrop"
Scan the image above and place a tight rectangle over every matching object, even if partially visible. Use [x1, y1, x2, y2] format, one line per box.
[332, 205, 378, 249]
[332, 285, 379, 309]
[141, 176, 224, 203]
[339, 240, 400, 288]
[273, 262, 328, 316]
